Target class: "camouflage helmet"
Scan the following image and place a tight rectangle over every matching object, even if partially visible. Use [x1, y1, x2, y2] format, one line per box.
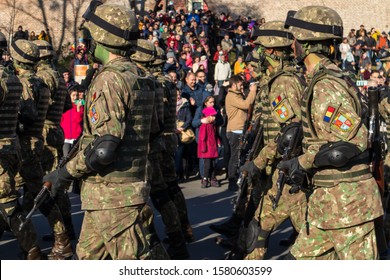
[253, 21, 293, 48]
[83, 1, 139, 47]
[152, 47, 166, 66]
[10, 39, 39, 64]
[33, 39, 55, 59]
[285, 6, 343, 41]
[0, 31, 7, 49]
[130, 39, 156, 63]
[378, 49, 390, 62]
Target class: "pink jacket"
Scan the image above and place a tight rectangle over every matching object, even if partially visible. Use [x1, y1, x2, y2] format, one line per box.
[197, 122, 219, 159]
[60, 104, 84, 140]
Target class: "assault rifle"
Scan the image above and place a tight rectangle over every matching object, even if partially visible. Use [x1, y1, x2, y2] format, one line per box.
[270, 122, 303, 211]
[233, 122, 264, 225]
[19, 139, 80, 231]
[368, 87, 386, 195]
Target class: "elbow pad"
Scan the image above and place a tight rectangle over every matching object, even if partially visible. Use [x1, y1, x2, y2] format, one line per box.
[314, 141, 362, 168]
[84, 135, 121, 173]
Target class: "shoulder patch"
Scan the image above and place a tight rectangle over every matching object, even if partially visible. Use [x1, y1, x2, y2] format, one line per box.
[331, 112, 353, 132]
[323, 106, 336, 123]
[89, 104, 99, 124]
[271, 95, 282, 108]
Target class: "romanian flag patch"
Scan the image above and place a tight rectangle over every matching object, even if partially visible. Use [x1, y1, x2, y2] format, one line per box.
[272, 95, 282, 108]
[332, 113, 352, 131]
[323, 106, 335, 123]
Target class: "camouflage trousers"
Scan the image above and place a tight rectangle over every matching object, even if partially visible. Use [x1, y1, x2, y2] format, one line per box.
[161, 134, 190, 230]
[0, 153, 39, 255]
[290, 220, 378, 260]
[15, 136, 66, 235]
[76, 204, 156, 260]
[149, 152, 182, 234]
[245, 168, 306, 260]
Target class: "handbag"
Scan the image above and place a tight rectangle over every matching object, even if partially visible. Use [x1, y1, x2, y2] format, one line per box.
[177, 121, 195, 144]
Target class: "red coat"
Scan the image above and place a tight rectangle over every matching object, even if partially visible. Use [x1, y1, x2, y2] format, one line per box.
[60, 104, 84, 140]
[197, 123, 219, 159]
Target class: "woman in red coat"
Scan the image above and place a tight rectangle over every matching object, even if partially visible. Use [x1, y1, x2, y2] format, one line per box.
[197, 96, 220, 188]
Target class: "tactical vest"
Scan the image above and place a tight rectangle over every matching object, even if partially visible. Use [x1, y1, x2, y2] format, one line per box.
[18, 72, 50, 140]
[261, 68, 301, 144]
[0, 67, 22, 152]
[36, 67, 67, 126]
[81, 60, 155, 184]
[301, 66, 371, 187]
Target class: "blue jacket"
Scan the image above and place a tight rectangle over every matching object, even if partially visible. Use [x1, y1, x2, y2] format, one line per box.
[181, 84, 211, 109]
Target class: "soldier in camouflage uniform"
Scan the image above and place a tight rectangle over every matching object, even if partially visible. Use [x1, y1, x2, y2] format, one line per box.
[151, 46, 194, 243]
[0, 32, 43, 259]
[279, 6, 383, 259]
[33, 39, 76, 241]
[44, 3, 166, 260]
[10, 39, 73, 260]
[130, 40, 189, 259]
[236, 21, 306, 260]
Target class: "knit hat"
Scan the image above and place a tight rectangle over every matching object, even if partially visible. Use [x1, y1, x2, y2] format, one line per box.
[166, 51, 176, 60]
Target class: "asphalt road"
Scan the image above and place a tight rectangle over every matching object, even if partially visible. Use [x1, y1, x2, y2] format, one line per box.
[0, 174, 293, 260]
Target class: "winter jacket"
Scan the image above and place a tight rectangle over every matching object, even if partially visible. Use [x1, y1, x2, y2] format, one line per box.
[60, 103, 84, 140]
[192, 105, 223, 142]
[197, 122, 219, 159]
[225, 88, 256, 132]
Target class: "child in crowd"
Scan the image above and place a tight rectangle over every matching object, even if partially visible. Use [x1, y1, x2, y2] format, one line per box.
[197, 96, 221, 188]
[60, 85, 84, 157]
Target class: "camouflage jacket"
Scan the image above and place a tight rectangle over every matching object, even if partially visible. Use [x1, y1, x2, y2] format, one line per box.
[66, 57, 155, 210]
[253, 64, 304, 171]
[299, 56, 383, 229]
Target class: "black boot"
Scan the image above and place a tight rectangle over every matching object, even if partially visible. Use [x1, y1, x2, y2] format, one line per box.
[209, 214, 242, 237]
[166, 231, 189, 260]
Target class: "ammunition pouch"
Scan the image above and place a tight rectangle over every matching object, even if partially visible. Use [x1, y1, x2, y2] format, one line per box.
[84, 134, 121, 173]
[314, 141, 364, 168]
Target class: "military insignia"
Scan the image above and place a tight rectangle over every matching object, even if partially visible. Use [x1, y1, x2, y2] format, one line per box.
[332, 113, 353, 131]
[323, 106, 335, 123]
[89, 105, 99, 124]
[276, 104, 289, 119]
[271, 95, 282, 108]
[91, 92, 97, 101]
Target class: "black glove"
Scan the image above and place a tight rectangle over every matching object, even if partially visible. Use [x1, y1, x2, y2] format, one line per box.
[43, 167, 73, 197]
[240, 161, 261, 185]
[277, 158, 306, 188]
